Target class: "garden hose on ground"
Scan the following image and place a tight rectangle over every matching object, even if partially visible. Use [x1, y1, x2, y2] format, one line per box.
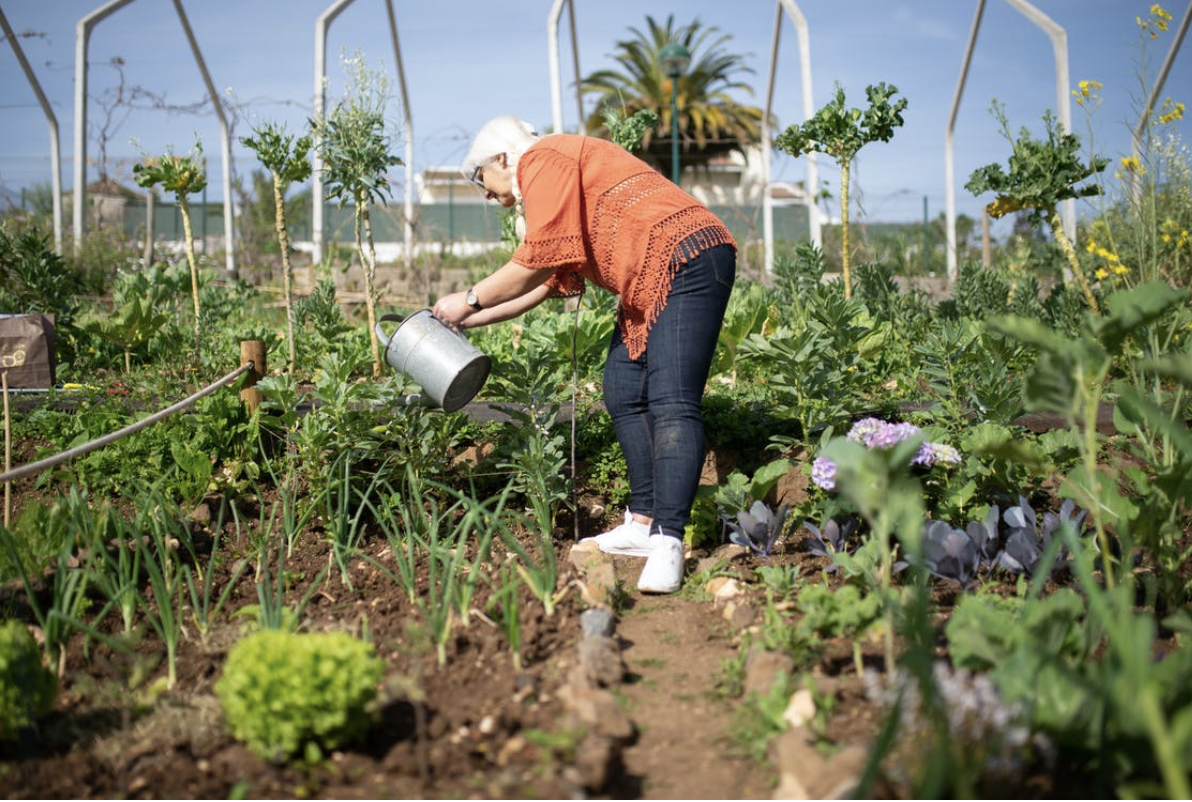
[0, 362, 254, 485]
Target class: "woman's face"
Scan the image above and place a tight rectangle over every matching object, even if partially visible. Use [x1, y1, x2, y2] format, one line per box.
[473, 154, 517, 208]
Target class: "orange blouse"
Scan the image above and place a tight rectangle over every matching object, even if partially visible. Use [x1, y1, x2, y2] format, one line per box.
[510, 134, 735, 360]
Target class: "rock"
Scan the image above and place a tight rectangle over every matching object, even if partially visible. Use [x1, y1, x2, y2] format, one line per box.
[574, 734, 622, 791]
[188, 501, 212, 524]
[709, 577, 743, 604]
[568, 540, 602, 561]
[568, 545, 619, 607]
[557, 683, 634, 739]
[769, 729, 823, 800]
[580, 608, 616, 639]
[769, 729, 866, 800]
[727, 601, 756, 630]
[744, 647, 794, 697]
[577, 635, 625, 687]
[696, 543, 748, 574]
[783, 688, 816, 729]
[579, 561, 618, 608]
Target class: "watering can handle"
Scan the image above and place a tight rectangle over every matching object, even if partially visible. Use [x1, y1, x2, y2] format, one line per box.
[375, 313, 405, 347]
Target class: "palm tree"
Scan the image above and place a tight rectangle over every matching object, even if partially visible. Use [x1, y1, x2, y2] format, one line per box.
[580, 15, 765, 177]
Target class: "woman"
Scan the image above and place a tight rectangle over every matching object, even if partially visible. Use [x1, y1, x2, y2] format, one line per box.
[433, 115, 736, 594]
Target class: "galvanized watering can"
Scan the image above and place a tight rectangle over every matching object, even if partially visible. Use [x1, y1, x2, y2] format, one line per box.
[375, 310, 492, 412]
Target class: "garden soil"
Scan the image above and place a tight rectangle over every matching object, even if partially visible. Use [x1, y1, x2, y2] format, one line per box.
[1, 462, 858, 800]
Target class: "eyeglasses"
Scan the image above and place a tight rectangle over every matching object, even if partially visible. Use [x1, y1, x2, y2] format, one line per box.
[469, 164, 486, 191]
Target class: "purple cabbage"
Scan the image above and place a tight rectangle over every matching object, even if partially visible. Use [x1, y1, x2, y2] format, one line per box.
[726, 500, 790, 562]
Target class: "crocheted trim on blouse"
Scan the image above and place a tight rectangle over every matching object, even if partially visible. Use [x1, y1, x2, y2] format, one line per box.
[620, 215, 734, 360]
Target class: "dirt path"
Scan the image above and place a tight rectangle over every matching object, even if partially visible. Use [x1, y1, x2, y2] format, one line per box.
[607, 556, 772, 800]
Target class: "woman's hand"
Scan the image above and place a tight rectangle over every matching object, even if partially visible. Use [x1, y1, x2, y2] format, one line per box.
[432, 291, 474, 331]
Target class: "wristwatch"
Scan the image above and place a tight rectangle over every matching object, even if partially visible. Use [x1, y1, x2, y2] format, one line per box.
[466, 287, 484, 311]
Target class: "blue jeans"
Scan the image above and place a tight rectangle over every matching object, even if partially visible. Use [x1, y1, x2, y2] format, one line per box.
[602, 242, 736, 539]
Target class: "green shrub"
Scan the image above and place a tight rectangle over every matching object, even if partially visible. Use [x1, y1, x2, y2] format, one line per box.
[0, 620, 58, 740]
[214, 629, 385, 762]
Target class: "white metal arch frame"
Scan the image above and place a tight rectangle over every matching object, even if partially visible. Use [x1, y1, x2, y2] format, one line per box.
[763, 0, 820, 276]
[1129, 1, 1192, 205]
[72, 0, 237, 278]
[548, 0, 584, 136]
[1, 5, 63, 254]
[945, 0, 1072, 284]
[311, 0, 414, 270]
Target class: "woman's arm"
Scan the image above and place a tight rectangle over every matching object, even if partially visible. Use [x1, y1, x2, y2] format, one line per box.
[433, 259, 558, 330]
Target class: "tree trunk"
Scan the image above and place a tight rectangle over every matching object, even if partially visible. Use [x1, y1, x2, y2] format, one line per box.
[355, 199, 382, 379]
[273, 173, 297, 371]
[178, 195, 202, 355]
[840, 160, 852, 299]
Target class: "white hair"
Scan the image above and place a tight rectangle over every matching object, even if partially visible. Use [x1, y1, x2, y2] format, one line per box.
[461, 115, 540, 179]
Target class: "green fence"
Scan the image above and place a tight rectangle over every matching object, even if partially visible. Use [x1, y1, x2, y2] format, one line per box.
[120, 200, 810, 250]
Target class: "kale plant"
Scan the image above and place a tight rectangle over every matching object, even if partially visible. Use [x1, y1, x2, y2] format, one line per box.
[918, 519, 982, 586]
[998, 496, 1086, 578]
[803, 514, 860, 572]
[726, 500, 790, 562]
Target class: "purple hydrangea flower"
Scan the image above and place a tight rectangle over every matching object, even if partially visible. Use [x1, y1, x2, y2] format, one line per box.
[846, 417, 887, 446]
[811, 456, 837, 491]
[914, 441, 963, 467]
[869, 421, 921, 449]
[847, 417, 922, 449]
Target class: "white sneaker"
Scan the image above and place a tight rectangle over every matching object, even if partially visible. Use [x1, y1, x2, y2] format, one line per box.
[637, 534, 685, 594]
[579, 509, 653, 556]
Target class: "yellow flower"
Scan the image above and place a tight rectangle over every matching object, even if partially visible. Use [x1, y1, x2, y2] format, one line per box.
[1157, 99, 1185, 124]
[1095, 267, 1109, 280]
[1120, 155, 1146, 174]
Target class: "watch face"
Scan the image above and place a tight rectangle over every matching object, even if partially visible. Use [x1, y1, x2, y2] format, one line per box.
[467, 289, 481, 310]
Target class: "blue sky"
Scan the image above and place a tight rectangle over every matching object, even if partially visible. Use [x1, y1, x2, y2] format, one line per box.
[0, 0, 1188, 227]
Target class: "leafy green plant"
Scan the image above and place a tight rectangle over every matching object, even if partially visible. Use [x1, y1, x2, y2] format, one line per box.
[797, 581, 882, 675]
[241, 121, 314, 371]
[738, 284, 880, 446]
[214, 629, 385, 763]
[774, 82, 908, 298]
[991, 280, 1190, 589]
[0, 620, 57, 740]
[78, 293, 171, 374]
[132, 139, 208, 353]
[602, 104, 659, 153]
[0, 490, 101, 675]
[0, 225, 79, 328]
[181, 514, 248, 644]
[311, 53, 403, 378]
[946, 550, 1192, 800]
[965, 103, 1108, 313]
[134, 500, 191, 689]
[82, 524, 142, 635]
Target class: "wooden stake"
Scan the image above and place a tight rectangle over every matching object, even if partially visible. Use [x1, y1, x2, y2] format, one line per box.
[239, 340, 267, 413]
[3, 370, 10, 528]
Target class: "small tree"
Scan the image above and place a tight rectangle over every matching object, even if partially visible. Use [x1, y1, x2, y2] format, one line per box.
[133, 140, 207, 353]
[775, 83, 908, 298]
[241, 122, 313, 372]
[311, 55, 402, 378]
[966, 103, 1109, 314]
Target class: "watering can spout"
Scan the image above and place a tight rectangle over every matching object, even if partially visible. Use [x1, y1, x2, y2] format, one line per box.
[375, 311, 492, 412]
